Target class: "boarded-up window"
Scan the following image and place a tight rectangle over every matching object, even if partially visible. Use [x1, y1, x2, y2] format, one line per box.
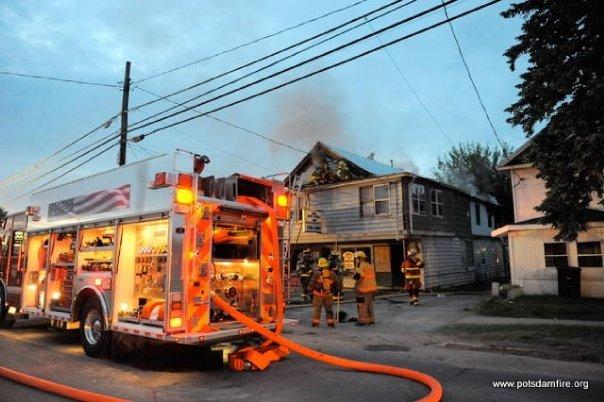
[411, 184, 427, 214]
[359, 186, 373, 217]
[373, 245, 391, 273]
[544, 243, 568, 268]
[577, 242, 603, 268]
[374, 185, 390, 215]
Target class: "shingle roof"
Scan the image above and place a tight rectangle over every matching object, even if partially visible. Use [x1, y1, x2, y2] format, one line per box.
[324, 143, 403, 176]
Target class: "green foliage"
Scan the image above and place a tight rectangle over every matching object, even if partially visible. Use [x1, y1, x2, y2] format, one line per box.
[434, 142, 513, 223]
[502, 0, 604, 240]
[0, 206, 6, 223]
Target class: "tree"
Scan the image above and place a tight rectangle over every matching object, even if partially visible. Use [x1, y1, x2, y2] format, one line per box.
[434, 142, 514, 223]
[502, 0, 603, 241]
[0, 206, 6, 224]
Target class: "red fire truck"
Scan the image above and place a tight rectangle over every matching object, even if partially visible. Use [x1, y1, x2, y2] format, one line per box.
[0, 150, 291, 356]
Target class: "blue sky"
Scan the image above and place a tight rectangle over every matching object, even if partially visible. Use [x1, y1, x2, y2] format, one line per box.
[0, 0, 527, 212]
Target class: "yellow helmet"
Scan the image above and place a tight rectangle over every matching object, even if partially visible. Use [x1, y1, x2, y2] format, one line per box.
[354, 251, 367, 259]
[317, 257, 329, 268]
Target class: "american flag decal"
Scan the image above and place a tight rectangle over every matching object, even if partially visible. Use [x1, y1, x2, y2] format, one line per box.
[48, 185, 130, 219]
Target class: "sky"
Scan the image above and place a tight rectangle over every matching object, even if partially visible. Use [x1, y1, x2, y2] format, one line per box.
[0, 0, 528, 212]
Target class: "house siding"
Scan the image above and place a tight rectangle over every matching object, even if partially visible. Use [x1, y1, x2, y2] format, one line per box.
[290, 179, 405, 244]
[404, 178, 472, 237]
[422, 236, 475, 288]
[511, 166, 603, 224]
[511, 167, 546, 222]
[507, 226, 604, 297]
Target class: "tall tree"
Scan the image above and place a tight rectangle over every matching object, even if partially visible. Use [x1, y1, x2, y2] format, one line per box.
[502, 0, 603, 240]
[434, 142, 513, 223]
[0, 207, 6, 224]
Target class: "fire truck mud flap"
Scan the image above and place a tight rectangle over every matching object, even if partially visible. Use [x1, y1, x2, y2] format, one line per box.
[212, 295, 443, 402]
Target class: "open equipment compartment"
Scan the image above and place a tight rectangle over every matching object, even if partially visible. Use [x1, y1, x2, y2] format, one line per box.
[115, 218, 169, 327]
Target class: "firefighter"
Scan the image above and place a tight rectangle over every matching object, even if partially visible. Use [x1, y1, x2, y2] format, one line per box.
[309, 257, 339, 327]
[401, 249, 424, 306]
[353, 251, 377, 326]
[296, 249, 315, 301]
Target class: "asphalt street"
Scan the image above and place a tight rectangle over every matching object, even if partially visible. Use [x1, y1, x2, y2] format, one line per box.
[0, 294, 602, 402]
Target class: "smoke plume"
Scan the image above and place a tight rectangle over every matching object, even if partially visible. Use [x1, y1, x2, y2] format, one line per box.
[269, 80, 344, 151]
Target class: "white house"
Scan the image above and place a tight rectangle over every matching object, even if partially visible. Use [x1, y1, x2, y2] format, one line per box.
[492, 138, 604, 298]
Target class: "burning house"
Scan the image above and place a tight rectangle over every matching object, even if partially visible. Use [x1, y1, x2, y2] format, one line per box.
[285, 142, 506, 290]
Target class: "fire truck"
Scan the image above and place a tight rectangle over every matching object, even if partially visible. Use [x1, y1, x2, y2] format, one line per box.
[0, 211, 27, 327]
[0, 150, 291, 357]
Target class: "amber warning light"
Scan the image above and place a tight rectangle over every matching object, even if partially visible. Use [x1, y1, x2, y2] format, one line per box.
[277, 194, 288, 207]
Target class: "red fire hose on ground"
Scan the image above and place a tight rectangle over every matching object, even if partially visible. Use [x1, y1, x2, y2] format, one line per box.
[212, 296, 443, 402]
[0, 365, 128, 402]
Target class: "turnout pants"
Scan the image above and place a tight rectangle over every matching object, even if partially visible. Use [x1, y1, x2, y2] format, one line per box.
[356, 292, 375, 324]
[312, 294, 334, 326]
[405, 280, 421, 303]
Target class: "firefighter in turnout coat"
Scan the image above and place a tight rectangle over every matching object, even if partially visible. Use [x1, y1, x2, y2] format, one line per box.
[353, 251, 378, 325]
[309, 258, 340, 327]
[401, 249, 424, 305]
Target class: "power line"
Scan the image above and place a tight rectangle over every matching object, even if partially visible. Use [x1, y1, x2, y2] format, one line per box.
[10, 140, 120, 201]
[135, 85, 306, 154]
[0, 113, 120, 189]
[126, 0, 416, 120]
[132, 0, 502, 143]
[2, 0, 406, 190]
[440, 0, 505, 150]
[1, 131, 121, 198]
[364, 17, 455, 147]
[132, 101, 282, 173]
[128, 0, 459, 135]
[135, 0, 370, 83]
[9, 0, 502, 200]
[0, 71, 120, 88]
[128, 0, 420, 130]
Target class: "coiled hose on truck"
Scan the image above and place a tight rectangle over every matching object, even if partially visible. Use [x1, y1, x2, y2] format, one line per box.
[212, 296, 443, 402]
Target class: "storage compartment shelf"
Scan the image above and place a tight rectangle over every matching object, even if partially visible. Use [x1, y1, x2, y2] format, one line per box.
[80, 246, 114, 253]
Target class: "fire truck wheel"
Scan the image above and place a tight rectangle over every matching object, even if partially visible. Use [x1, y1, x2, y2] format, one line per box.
[79, 298, 110, 357]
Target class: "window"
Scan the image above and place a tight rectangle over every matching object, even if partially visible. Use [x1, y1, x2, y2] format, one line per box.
[374, 185, 390, 215]
[465, 239, 474, 267]
[544, 243, 568, 268]
[411, 184, 427, 214]
[474, 203, 481, 225]
[487, 212, 494, 228]
[430, 190, 444, 217]
[359, 186, 373, 217]
[577, 242, 603, 268]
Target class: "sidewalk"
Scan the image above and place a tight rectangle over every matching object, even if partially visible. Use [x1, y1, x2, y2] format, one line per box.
[458, 315, 604, 327]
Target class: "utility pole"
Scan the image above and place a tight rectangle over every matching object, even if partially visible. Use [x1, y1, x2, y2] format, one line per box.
[118, 61, 131, 166]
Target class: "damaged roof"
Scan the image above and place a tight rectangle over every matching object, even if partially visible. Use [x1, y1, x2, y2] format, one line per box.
[324, 143, 403, 176]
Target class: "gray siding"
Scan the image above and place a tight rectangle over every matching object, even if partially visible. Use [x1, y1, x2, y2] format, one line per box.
[290, 179, 404, 244]
[405, 178, 472, 237]
[423, 236, 475, 288]
[472, 238, 506, 283]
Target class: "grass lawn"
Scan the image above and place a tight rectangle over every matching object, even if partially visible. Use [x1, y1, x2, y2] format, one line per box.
[437, 324, 604, 363]
[474, 296, 604, 321]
